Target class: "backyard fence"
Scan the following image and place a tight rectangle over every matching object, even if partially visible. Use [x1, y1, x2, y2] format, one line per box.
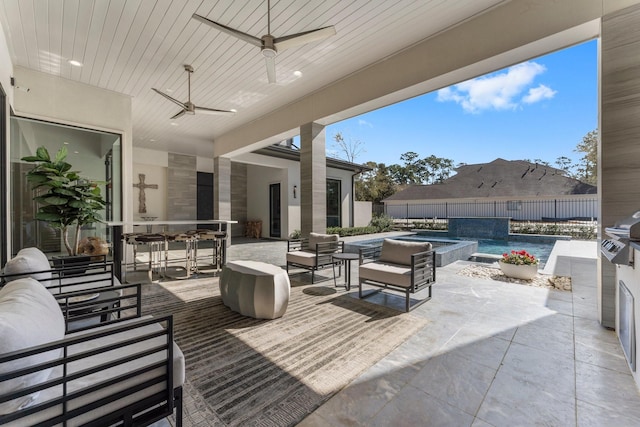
[382, 198, 598, 223]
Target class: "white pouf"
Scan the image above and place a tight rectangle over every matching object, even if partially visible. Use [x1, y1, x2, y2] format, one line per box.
[219, 261, 290, 319]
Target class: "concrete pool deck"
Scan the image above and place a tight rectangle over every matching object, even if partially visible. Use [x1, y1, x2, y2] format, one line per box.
[131, 233, 639, 426]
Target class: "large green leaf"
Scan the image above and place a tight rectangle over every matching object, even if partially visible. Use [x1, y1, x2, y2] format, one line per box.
[21, 156, 42, 162]
[53, 188, 76, 196]
[53, 146, 68, 163]
[35, 212, 62, 222]
[68, 200, 88, 208]
[43, 196, 69, 205]
[35, 146, 51, 161]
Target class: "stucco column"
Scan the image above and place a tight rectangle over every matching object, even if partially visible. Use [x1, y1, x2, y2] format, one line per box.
[599, 3, 640, 328]
[300, 122, 326, 236]
[214, 156, 231, 221]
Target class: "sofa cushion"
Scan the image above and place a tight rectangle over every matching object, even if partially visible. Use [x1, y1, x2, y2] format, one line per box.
[0, 278, 65, 414]
[24, 316, 185, 426]
[378, 239, 432, 266]
[308, 232, 339, 251]
[3, 247, 52, 282]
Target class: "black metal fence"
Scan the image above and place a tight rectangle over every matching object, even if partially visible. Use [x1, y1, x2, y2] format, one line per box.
[382, 198, 598, 223]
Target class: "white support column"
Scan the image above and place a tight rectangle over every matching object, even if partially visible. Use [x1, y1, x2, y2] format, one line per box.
[300, 122, 326, 237]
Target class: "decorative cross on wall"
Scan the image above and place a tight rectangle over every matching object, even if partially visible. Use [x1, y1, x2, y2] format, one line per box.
[133, 173, 158, 213]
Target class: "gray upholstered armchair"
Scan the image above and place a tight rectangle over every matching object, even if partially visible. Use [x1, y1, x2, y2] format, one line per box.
[359, 239, 436, 312]
[286, 232, 344, 283]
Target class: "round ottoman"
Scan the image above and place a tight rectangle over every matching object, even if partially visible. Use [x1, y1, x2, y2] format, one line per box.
[219, 260, 290, 319]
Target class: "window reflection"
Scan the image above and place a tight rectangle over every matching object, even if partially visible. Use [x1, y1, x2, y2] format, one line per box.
[10, 117, 121, 255]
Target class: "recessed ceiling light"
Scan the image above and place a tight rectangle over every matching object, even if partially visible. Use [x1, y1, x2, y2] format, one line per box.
[73, 151, 79, 154]
[63, 141, 69, 145]
[149, 139, 156, 142]
[170, 122, 179, 126]
[230, 109, 237, 113]
[68, 60, 83, 67]
[293, 70, 303, 77]
[166, 89, 173, 93]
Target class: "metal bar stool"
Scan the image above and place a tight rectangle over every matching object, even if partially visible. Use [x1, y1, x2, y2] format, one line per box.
[121, 232, 143, 283]
[197, 226, 227, 273]
[162, 232, 198, 278]
[130, 233, 166, 282]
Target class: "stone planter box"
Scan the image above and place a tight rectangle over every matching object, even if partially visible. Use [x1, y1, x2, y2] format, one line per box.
[499, 262, 538, 280]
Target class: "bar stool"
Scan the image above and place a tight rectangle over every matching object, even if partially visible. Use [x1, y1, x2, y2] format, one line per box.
[130, 233, 166, 282]
[196, 227, 227, 273]
[162, 232, 198, 278]
[121, 232, 143, 283]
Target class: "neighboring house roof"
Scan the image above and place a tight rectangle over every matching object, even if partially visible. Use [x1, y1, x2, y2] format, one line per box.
[253, 144, 372, 173]
[384, 158, 597, 201]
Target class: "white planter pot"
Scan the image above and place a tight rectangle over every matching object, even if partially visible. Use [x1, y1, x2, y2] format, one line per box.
[499, 262, 538, 280]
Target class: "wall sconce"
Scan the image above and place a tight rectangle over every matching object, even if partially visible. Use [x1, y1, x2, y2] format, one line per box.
[293, 185, 297, 199]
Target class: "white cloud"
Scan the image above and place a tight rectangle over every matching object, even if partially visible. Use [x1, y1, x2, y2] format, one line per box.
[522, 84, 557, 104]
[436, 61, 555, 113]
[358, 119, 373, 128]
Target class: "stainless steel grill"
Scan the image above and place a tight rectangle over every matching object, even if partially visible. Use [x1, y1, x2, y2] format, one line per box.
[602, 210, 640, 265]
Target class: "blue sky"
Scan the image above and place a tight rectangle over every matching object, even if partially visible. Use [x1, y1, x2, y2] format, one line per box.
[325, 39, 598, 167]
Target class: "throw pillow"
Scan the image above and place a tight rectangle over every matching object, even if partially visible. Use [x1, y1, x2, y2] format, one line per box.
[2, 247, 52, 282]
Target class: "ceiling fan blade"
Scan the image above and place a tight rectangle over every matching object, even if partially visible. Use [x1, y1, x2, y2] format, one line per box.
[170, 110, 187, 120]
[194, 105, 236, 115]
[265, 56, 276, 84]
[274, 26, 336, 51]
[152, 88, 187, 109]
[192, 13, 262, 47]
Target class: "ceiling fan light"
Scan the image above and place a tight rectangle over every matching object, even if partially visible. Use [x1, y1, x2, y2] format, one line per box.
[262, 47, 277, 58]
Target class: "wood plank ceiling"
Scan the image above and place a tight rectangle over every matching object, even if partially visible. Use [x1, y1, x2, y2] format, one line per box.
[0, 0, 506, 155]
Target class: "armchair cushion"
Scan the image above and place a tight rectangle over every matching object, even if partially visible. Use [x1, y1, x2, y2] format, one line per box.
[378, 239, 432, 266]
[359, 261, 412, 288]
[308, 232, 339, 251]
[0, 278, 65, 413]
[2, 247, 52, 282]
[285, 250, 317, 267]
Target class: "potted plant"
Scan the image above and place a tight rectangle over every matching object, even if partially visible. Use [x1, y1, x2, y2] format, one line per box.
[499, 249, 539, 280]
[21, 146, 106, 258]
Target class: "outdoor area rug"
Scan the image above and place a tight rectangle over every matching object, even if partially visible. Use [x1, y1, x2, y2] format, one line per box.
[141, 276, 427, 426]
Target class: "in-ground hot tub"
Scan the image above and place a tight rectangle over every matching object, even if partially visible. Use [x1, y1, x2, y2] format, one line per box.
[344, 236, 477, 267]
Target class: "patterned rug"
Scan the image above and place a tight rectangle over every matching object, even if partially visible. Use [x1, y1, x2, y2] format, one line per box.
[141, 276, 427, 426]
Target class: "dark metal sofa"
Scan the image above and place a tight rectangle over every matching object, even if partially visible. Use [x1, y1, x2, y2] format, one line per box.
[286, 232, 344, 283]
[358, 239, 436, 312]
[0, 248, 184, 426]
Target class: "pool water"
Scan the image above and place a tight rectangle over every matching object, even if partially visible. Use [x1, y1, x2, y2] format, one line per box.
[474, 239, 553, 263]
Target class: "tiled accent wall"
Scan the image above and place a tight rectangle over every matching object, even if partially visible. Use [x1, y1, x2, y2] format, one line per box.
[448, 217, 509, 239]
[231, 163, 247, 237]
[167, 153, 197, 221]
[600, 3, 640, 328]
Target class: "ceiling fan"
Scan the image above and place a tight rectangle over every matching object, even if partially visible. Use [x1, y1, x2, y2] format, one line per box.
[192, 0, 336, 84]
[152, 64, 236, 120]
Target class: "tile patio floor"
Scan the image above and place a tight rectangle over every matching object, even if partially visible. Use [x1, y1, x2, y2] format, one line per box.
[148, 233, 640, 426]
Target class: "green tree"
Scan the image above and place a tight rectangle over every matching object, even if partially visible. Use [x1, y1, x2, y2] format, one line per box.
[389, 152, 454, 185]
[574, 129, 598, 185]
[356, 161, 397, 203]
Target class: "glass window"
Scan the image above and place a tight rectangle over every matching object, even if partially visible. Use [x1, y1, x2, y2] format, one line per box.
[326, 179, 341, 228]
[10, 116, 121, 255]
